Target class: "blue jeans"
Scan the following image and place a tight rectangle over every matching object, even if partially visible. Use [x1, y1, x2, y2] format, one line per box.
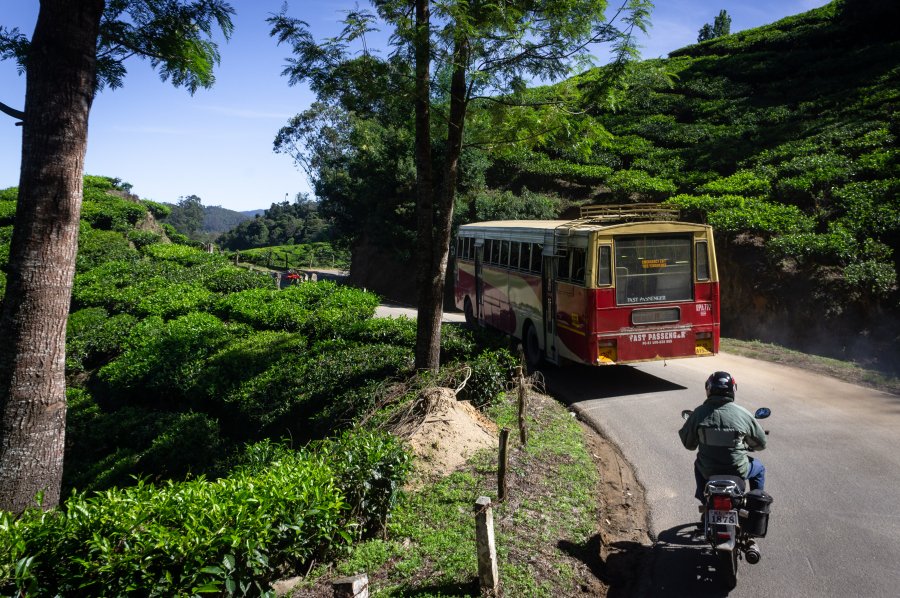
[694, 457, 766, 501]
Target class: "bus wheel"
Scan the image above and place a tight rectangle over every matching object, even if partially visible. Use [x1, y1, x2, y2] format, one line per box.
[464, 297, 475, 327]
[524, 323, 542, 369]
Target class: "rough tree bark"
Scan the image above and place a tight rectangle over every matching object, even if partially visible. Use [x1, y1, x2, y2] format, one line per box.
[413, 0, 438, 371]
[413, 9, 471, 373]
[0, 0, 104, 515]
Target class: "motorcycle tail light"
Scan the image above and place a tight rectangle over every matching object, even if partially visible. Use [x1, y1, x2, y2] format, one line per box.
[711, 495, 732, 511]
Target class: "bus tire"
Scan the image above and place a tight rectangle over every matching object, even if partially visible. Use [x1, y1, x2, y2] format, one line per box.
[464, 297, 476, 327]
[524, 322, 542, 369]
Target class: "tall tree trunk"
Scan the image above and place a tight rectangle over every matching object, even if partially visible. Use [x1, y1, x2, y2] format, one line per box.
[413, 0, 438, 371]
[415, 34, 470, 372]
[0, 0, 103, 515]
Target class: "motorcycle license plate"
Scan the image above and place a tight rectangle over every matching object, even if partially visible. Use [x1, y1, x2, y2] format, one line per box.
[708, 509, 738, 525]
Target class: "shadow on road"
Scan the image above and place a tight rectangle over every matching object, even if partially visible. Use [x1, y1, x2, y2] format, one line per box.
[635, 523, 736, 598]
[542, 364, 686, 404]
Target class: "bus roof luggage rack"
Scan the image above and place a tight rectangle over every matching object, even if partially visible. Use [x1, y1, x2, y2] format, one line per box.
[577, 203, 680, 223]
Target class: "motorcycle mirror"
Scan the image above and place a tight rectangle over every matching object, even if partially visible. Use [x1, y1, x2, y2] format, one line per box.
[754, 407, 771, 419]
[681, 409, 693, 421]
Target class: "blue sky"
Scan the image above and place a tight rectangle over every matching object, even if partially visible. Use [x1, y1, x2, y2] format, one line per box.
[0, 0, 829, 212]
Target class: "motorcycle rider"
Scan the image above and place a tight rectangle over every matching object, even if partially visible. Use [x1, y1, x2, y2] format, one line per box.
[679, 371, 767, 502]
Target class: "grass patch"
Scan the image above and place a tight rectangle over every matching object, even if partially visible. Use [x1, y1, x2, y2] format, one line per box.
[721, 337, 900, 395]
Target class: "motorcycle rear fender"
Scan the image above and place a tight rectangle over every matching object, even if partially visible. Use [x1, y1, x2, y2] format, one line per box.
[711, 524, 737, 551]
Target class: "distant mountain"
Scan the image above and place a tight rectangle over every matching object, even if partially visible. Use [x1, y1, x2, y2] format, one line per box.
[201, 206, 252, 234]
[241, 209, 266, 218]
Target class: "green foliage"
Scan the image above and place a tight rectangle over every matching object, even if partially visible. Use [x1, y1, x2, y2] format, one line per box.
[203, 266, 276, 293]
[665, 194, 815, 235]
[0, 200, 16, 225]
[216, 281, 378, 336]
[218, 198, 334, 251]
[98, 312, 235, 402]
[698, 170, 772, 197]
[141, 199, 172, 219]
[81, 191, 147, 232]
[0, 444, 367, 597]
[606, 169, 677, 201]
[317, 430, 411, 537]
[237, 241, 350, 271]
[76, 222, 139, 272]
[66, 308, 138, 371]
[843, 260, 897, 298]
[458, 349, 517, 409]
[126, 229, 162, 248]
[465, 188, 563, 222]
[0, 186, 17, 202]
[141, 242, 222, 266]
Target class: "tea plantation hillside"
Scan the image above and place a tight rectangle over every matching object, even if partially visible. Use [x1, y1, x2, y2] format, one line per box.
[474, 0, 898, 371]
[0, 176, 516, 595]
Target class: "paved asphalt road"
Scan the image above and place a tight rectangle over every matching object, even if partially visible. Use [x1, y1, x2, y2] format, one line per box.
[544, 353, 900, 598]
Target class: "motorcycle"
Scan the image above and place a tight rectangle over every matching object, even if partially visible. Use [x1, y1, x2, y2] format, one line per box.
[680, 406, 773, 589]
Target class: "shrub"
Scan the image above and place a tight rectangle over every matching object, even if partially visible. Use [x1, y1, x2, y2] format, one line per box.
[203, 266, 276, 293]
[0, 187, 17, 202]
[318, 430, 411, 537]
[80, 195, 147, 231]
[0, 449, 350, 597]
[459, 349, 517, 409]
[141, 200, 172, 219]
[843, 260, 897, 299]
[66, 308, 138, 371]
[98, 312, 236, 402]
[766, 227, 858, 265]
[697, 170, 772, 197]
[0, 201, 16, 226]
[467, 188, 562, 222]
[216, 282, 379, 338]
[127, 229, 162, 248]
[141, 243, 221, 267]
[76, 223, 139, 272]
[708, 201, 814, 235]
[606, 169, 677, 201]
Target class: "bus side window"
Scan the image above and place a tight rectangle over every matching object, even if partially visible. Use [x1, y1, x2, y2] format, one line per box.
[531, 243, 543, 273]
[696, 241, 710, 281]
[521, 243, 531, 271]
[570, 248, 586, 284]
[500, 240, 509, 267]
[559, 251, 571, 281]
[597, 245, 611, 286]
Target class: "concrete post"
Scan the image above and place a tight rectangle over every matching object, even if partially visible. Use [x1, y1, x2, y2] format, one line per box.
[332, 573, 368, 598]
[474, 496, 499, 594]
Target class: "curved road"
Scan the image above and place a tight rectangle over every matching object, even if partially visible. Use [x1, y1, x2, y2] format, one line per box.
[545, 353, 900, 598]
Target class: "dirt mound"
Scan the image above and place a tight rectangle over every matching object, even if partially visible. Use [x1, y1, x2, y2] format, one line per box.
[399, 387, 499, 481]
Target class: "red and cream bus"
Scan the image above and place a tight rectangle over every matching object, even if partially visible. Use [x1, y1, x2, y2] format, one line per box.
[453, 205, 720, 366]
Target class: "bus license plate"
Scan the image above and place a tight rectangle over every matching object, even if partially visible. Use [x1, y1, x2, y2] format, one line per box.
[708, 510, 738, 525]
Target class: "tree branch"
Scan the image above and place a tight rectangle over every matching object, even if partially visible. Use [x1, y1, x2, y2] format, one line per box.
[0, 99, 24, 124]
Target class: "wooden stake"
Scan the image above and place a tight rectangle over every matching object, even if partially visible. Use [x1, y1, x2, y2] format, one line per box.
[516, 366, 528, 446]
[474, 496, 499, 594]
[498, 428, 510, 502]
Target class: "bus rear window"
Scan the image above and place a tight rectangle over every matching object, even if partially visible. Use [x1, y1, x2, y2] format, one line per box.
[615, 235, 692, 305]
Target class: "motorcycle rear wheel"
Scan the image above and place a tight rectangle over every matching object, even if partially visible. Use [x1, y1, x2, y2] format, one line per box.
[717, 548, 738, 589]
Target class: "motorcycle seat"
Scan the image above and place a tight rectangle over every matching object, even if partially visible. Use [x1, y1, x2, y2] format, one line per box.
[707, 474, 745, 492]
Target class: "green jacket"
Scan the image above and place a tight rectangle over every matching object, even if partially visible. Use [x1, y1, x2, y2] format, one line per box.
[678, 394, 767, 478]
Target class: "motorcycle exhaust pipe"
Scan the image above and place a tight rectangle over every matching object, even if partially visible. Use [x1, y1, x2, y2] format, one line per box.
[745, 541, 761, 564]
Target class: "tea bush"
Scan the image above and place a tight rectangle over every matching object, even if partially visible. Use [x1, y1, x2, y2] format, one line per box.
[697, 170, 772, 197]
[203, 266, 276, 293]
[98, 312, 237, 402]
[606, 169, 677, 201]
[80, 194, 147, 232]
[66, 308, 138, 371]
[141, 199, 172, 219]
[0, 200, 16, 226]
[141, 243, 222, 267]
[0, 449, 349, 596]
[467, 188, 562, 221]
[459, 349, 517, 409]
[134, 281, 217, 318]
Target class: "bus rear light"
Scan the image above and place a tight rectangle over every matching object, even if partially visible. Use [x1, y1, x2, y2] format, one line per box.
[597, 340, 617, 364]
[696, 331, 712, 339]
